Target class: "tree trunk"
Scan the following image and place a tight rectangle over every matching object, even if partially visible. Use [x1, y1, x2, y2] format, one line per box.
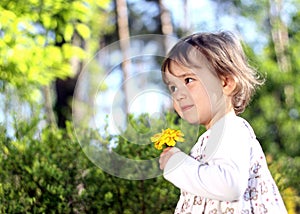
[158, 0, 174, 54]
[42, 85, 57, 128]
[54, 32, 83, 128]
[158, 0, 173, 36]
[182, 0, 190, 34]
[115, 0, 131, 115]
[268, 0, 291, 72]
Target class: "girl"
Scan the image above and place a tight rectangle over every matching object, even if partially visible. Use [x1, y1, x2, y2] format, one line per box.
[159, 31, 287, 213]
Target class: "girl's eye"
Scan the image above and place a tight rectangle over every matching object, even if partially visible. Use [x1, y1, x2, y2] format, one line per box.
[168, 85, 177, 93]
[185, 78, 194, 84]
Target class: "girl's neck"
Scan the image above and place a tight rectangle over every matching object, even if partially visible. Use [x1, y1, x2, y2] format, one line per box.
[205, 109, 236, 130]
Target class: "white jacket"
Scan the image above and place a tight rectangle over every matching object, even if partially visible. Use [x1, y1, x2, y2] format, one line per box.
[164, 113, 287, 213]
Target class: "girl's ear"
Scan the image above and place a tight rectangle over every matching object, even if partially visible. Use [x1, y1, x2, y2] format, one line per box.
[221, 75, 237, 96]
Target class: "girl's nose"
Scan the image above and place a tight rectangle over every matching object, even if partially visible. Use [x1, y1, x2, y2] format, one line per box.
[174, 86, 187, 101]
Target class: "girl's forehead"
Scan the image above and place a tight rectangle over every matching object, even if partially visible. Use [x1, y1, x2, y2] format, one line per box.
[165, 56, 211, 79]
[167, 61, 196, 76]
[167, 49, 211, 72]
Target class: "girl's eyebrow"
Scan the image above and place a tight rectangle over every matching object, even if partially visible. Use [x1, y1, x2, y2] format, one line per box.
[175, 72, 197, 78]
[164, 72, 197, 85]
[164, 72, 197, 84]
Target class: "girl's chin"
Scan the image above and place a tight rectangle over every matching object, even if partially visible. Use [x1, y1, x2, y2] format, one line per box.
[182, 117, 201, 125]
[182, 114, 210, 126]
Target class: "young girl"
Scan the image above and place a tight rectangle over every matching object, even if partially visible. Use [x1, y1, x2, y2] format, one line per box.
[159, 31, 287, 213]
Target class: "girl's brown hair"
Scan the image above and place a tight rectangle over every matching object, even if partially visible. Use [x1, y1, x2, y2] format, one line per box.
[161, 31, 264, 115]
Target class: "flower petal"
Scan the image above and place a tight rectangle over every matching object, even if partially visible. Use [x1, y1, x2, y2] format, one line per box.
[151, 128, 185, 150]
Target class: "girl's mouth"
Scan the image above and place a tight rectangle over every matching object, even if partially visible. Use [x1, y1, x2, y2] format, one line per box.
[181, 105, 193, 112]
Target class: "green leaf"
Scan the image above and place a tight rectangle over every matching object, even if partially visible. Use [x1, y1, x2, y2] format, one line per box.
[64, 23, 74, 42]
[75, 23, 91, 39]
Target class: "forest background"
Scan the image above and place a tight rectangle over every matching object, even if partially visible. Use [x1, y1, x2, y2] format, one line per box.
[0, 0, 300, 213]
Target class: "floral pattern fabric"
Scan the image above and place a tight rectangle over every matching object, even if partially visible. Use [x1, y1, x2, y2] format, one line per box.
[173, 119, 287, 214]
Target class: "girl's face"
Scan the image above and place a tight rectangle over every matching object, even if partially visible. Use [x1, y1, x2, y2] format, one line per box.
[164, 56, 231, 129]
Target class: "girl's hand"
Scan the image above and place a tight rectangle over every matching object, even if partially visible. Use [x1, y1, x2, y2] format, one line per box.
[159, 147, 181, 170]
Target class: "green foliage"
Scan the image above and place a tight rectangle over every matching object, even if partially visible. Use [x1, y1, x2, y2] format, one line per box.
[0, 0, 112, 101]
[0, 120, 82, 212]
[0, 114, 186, 213]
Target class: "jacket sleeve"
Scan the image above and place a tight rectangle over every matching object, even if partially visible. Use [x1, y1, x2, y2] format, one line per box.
[163, 120, 251, 201]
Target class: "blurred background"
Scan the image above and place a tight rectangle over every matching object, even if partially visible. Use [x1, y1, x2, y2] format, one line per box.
[0, 0, 300, 213]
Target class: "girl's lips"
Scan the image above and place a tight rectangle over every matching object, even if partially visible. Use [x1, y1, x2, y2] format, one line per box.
[181, 105, 193, 112]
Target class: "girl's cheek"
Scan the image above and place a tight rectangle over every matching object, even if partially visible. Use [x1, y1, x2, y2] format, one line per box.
[173, 102, 182, 116]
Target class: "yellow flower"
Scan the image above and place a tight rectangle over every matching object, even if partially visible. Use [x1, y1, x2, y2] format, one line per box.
[151, 128, 185, 150]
